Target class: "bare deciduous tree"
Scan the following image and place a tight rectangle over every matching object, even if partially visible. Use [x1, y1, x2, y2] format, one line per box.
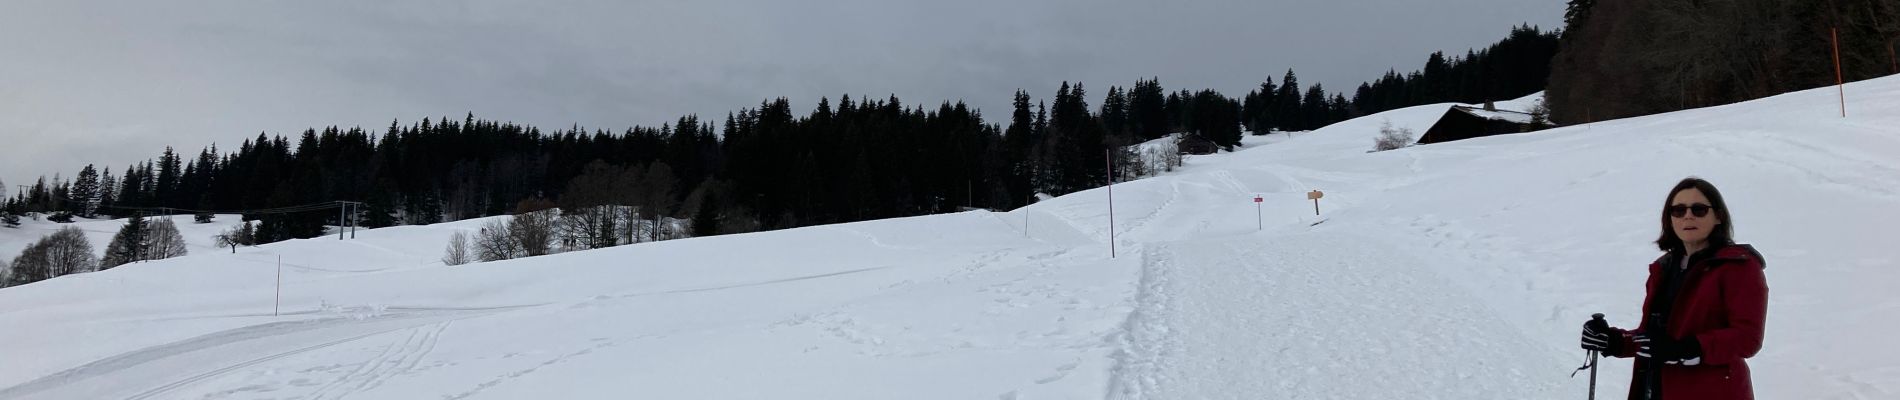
[441, 231, 473, 266]
[145, 218, 189, 260]
[1372, 120, 1415, 152]
[511, 209, 558, 257]
[7, 226, 97, 287]
[212, 221, 256, 253]
[557, 160, 626, 250]
[475, 218, 521, 262]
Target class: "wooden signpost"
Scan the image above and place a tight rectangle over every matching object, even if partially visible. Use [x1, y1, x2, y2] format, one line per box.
[1307, 190, 1324, 216]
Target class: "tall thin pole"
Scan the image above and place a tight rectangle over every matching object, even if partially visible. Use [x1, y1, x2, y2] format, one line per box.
[337, 201, 346, 240]
[1833, 28, 1847, 118]
[274, 255, 282, 316]
[1587, 313, 1605, 400]
[1106, 149, 1115, 259]
[349, 202, 357, 239]
[1588, 350, 1600, 400]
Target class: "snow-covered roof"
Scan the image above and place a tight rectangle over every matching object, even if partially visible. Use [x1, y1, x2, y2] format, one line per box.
[1488, 91, 1544, 113]
[1451, 105, 1536, 124]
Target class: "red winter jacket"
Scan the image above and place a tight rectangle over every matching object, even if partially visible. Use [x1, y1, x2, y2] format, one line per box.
[1606, 244, 1769, 400]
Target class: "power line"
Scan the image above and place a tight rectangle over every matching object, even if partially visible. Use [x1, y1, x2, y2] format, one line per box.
[26, 189, 358, 216]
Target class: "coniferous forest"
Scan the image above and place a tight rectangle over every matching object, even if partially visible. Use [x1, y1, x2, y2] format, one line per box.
[2, 26, 1562, 248]
[1547, 0, 1900, 123]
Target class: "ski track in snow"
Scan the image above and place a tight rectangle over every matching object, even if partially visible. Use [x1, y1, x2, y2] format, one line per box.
[301, 321, 452, 400]
[1107, 228, 1568, 399]
[0, 309, 509, 400]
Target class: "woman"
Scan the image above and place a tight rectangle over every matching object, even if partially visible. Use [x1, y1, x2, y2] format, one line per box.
[1581, 177, 1768, 400]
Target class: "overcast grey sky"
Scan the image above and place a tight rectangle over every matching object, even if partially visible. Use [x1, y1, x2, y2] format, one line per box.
[0, 0, 1562, 189]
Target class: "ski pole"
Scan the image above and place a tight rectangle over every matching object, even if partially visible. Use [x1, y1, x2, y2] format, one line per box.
[1588, 313, 1604, 400]
[1571, 313, 1606, 399]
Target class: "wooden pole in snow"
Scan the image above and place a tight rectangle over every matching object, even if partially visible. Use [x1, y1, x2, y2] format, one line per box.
[1106, 148, 1116, 259]
[1834, 28, 1847, 118]
[274, 255, 282, 316]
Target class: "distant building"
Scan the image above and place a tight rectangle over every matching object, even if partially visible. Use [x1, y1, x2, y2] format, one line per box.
[1176, 133, 1219, 155]
[1417, 102, 1548, 144]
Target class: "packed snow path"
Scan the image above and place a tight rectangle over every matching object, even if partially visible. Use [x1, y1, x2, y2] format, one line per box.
[1108, 231, 1564, 399]
[2, 76, 1898, 398]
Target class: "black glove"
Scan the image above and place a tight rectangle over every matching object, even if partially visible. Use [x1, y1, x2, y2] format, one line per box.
[1634, 333, 1703, 365]
[1580, 318, 1615, 352]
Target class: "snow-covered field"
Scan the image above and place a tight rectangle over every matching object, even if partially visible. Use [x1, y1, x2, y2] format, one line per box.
[2, 76, 1896, 399]
[0, 214, 248, 265]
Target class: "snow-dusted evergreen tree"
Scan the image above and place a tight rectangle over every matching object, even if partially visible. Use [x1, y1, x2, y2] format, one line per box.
[97, 171, 117, 216]
[1, 207, 18, 228]
[101, 214, 148, 269]
[71, 164, 102, 218]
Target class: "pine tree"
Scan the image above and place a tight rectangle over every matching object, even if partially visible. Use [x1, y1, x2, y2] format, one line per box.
[1241, 77, 1278, 133]
[1, 184, 19, 228]
[71, 165, 101, 218]
[117, 166, 141, 209]
[26, 177, 48, 213]
[1563, 0, 1596, 28]
[156, 147, 182, 208]
[691, 193, 720, 237]
[50, 178, 72, 216]
[1275, 70, 1303, 132]
[1186, 90, 1243, 149]
[1127, 78, 1169, 140]
[101, 214, 147, 269]
[98, 170, 117, 216]
[1302, 84, 1330, 131]
[1100, 86, 1130, 138]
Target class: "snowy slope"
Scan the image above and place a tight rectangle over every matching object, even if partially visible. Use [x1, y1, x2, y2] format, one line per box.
[0, 214, 249, 265]
[2, 76, 1898, 399]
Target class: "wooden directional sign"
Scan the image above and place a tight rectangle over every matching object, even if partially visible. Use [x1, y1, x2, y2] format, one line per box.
[1307, 190, 1324, 200]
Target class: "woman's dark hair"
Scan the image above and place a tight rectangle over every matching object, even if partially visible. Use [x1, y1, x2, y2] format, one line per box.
[1656, 177, 1735, 252]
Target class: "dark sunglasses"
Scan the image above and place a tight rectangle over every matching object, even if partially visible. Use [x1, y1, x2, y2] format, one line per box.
[1667, 203, 1714, 218]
